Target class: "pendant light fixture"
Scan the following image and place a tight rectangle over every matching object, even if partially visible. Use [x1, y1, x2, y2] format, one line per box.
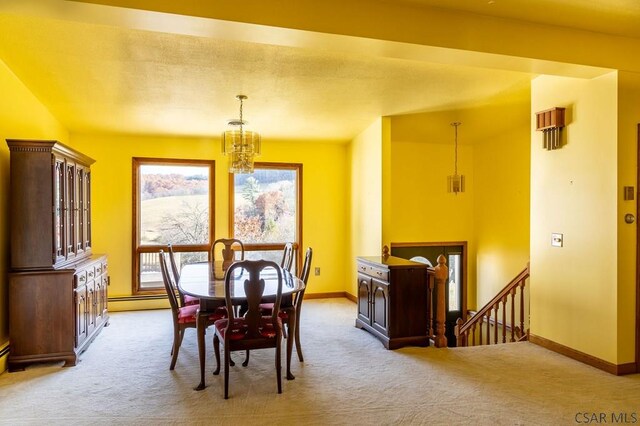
[447, 122, 465, 194]
[221, 95, 261, 174]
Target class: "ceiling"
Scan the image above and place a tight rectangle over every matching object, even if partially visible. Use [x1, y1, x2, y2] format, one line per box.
[0, 0, 637, 142]
[392, 0, 640, 39]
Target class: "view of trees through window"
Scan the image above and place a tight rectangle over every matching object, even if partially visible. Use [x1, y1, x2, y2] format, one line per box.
[140, 165, 210, 246]
[133, 159, 214, 293]
[231, 164, 301, 270]
[233, 168, 297, 243]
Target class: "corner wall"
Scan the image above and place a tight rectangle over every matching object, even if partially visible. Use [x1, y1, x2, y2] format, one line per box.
[387, 91, 530, 311]
[530, 72, 619, 363]
[616, 71, 640, 364]
[0, 59, 69, 372]
[348, 119, 384, 296]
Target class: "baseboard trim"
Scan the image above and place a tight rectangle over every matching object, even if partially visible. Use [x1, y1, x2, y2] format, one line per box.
[111, 292, 357, 303]
[305, 292, 351, 300]
[529, 334, 637, 376]
[108, 294, 167, 303]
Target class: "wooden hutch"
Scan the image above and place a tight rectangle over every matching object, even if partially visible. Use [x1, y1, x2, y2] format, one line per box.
[355, 252, 448, 349]
[6, 139, 109, 370]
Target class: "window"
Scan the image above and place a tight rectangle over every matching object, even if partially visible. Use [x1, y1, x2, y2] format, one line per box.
[229, 163, 302, 271]
[132, 158, 214, 293]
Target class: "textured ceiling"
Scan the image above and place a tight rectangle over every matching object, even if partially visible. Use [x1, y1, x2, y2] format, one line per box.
[0, 0, 636, 142]
[0, 12, 533, 141]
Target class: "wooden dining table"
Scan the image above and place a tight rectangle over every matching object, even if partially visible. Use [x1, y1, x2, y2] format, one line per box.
[178, 261, 305, 391]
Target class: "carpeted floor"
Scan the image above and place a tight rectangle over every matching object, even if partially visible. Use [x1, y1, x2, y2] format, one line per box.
[0, 298, 638, 425]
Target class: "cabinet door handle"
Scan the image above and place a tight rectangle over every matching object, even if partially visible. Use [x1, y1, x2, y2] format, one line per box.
[78, 275, 85, 283]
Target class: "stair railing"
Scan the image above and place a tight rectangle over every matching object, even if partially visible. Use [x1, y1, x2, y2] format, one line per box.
[425, 255, 449, 347]
[455, 263, 529, 347]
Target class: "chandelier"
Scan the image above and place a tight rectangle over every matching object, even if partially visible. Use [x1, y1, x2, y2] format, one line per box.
[221, 95, 261, 174]
[447, 122, 465, 194]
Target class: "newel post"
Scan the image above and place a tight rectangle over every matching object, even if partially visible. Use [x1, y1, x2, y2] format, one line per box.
[433, 254, 448, 348]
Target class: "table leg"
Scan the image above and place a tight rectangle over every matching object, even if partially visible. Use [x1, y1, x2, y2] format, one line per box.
[195, 309, 207, 391]
[286, 308, 296, 380]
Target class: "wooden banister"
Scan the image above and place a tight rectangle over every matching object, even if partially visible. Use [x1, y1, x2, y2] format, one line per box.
[455, 263, 529, 347]
[433, 255, 448, 348]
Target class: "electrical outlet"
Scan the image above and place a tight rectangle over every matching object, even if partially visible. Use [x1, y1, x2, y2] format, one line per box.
[315, 267, 320, 276]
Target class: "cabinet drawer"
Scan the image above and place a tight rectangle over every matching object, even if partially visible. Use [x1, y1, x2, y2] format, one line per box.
[75, 271, 87, 287]
[357, 262, 389, 282]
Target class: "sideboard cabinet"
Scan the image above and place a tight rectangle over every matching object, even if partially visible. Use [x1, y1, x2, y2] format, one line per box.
[6, 140, 108, 371]
[355, 256, 429, 349]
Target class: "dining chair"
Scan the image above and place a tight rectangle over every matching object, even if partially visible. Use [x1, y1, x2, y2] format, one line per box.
[166, 244, 198, 306]
[159, 250, 226, 370]
[260, 247, 313, 363]
[280, 242, 295, 271]
[212, 260, 283, 399]
[211, 238, 245, 272]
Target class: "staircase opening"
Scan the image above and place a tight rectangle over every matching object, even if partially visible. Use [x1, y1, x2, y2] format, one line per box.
[391, 241, 467, 347]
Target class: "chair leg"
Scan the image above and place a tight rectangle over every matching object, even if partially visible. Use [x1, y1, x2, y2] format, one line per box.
[178, 329, 186, 348]
[295, 314, 304, 362]
[170, 326, 181, 370]
[242, 350, 250, 367]
[276, 336, 282, 394]
[224, 345, 230, 399]
[213, 335, 221, 375]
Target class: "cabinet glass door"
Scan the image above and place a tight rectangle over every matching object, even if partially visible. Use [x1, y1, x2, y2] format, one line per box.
[53, 158, 65, 264]
[84, 170, 92, 251]
[65, 162, 76, 260]
[76, 166, 85, 255]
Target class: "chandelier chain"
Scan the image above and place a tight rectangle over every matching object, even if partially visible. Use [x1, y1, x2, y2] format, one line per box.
[238, 97, 244, 133]
[452, 122, 461, 176]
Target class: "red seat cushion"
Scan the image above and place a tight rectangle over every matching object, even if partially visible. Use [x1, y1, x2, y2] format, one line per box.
[258, 302, 290, 321]
[214, 317, 282, 340]
[177, 304, 226, 324]
[184, 294, 199, 305]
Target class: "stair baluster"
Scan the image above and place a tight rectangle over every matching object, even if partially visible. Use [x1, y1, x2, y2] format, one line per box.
[454, 263, 529, 347]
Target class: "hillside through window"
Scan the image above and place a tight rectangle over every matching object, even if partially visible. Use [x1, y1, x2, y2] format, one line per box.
[133, 158, 214, 293]
[230, 163, 302, 271]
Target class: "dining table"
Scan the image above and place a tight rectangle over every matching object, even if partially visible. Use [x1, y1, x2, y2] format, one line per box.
[178, 261, 305, 391]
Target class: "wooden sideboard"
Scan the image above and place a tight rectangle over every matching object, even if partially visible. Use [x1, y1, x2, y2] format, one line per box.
[6, 139, 109, 370]
[355, 255, 430, 349]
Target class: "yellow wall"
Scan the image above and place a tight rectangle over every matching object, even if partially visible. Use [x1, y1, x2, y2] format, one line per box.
[387, 92, 530, 311]
[71, 134, 348, 310]
[616, 71, 640, 364]
[0, 59, 69, 370]
[474, 91, 531, 306]
[530, 73, 619, 363]
[348, 119, 383, 295]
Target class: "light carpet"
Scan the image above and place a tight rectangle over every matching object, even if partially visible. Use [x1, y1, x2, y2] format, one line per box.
[0, 298, 638, 425]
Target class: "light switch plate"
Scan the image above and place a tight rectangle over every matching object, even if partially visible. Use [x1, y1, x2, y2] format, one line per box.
[551, 233, 563, 247]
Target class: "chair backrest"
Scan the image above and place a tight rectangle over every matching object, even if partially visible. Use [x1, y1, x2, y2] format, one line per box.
[224, 259, 282, 339]
[166, 244, 181, 281]
[299, 247, 313, 285]
[212, 238, 245, 270]
[159, 250, 180, 317]
[280, 242, 295, 271]
[293, 247, 313, 315]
